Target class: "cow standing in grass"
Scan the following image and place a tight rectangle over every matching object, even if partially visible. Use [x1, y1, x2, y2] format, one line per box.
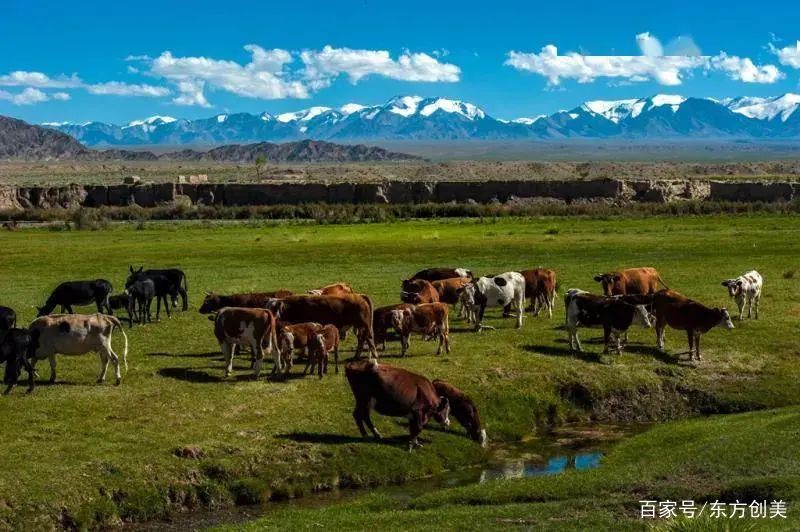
[391, 303, 450, 357]
[564, 291, 653, 354]
[277, 322, 323, 372]
[37, 280, 113, 316]
[214, 307, 278, 378]
[125, 269, 178, 320]
[653, 290, 735, 360]
[721, 270, 763, 320]
[0, 327, 35, 395]
[198, 290, 294, 314]
[129, 267, 188, 310]
[472, 272, 526, 330]
[594, 267, 667, 296]
[519, 268, 557, 318]
[27, 313, 128, 388]
[305, 325, 340, 377]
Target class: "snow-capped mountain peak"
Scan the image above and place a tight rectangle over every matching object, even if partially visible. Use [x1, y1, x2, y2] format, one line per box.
[418, 98, 486, 120]
[340, 103, 366, 115]
[581, 99, 639, 123]
[276, 106, 332, 123]
[725, 93, 800, 122]
[510, 116, 545, 125]
[387, 96, 424, 117]
[125, 115, 176, 128]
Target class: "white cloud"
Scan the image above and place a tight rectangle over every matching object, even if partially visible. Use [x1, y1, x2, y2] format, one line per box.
[0, 87, 50, 105]
[300, 46, 460, 88]
[0, 71, 82, 89]
[506, 33, 783, 85]
[770, 40, 800, 68]
[52, 92, 71, 101]
[87, 81, 170, 97]
[710, 53, 784, 83]
[173, 80, 210, 107]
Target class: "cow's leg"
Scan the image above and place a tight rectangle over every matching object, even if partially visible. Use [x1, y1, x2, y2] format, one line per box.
[602, 326, 611, 354]
[97, 350, 110, 383]
[754, 292, 760, 319]
[48, 354, 57, 383]
[408, 411, 426, 450]
[164, 295, 171, 318]
[222, 342, 234, 377]
[443, 324, 450, 354]
[694, 332, 702, 360]
[302, 349, 313, 375]
[353, 402, 381, 439]
[656, 324, 666, 351]
[251, 341, 263, 379]
[65, 304, 74, 314]
[179, 286, 188, 311]
[686, 330, 694, 358]
[106, 342, 122, 384]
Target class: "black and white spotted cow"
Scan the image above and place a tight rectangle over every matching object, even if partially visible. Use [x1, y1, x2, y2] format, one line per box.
[564, 290, 653, 354]
[721, 270, 763, 320]
[471, 272, 526, 330]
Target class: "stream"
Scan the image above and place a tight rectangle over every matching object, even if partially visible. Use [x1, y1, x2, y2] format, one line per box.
[129, 423, 646, 531]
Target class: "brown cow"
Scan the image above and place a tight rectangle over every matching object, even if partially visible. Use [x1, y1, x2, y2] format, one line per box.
[409, 267, 473, 282]
[401, 279, 440, 304]
[594, 267, 667, 296]
[277, 322, 323, 372]
[391, 302, 450, 357]
[265, 294, 377, 359]
[653, 289, 735, 360]
[308, 282, 354, 297]
[305, 324, 340, 377]
[432, 380, 487, 446]
[431, 277, 472, 305]
[213, 307, 278, 378]
[345, 360, 450, 449]
[373, 303, 415, 351]
[199, 291, 294, 314]
[519, 268, 557, 318]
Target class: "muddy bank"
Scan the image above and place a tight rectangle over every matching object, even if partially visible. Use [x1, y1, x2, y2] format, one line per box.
[0, 178, 798, 211]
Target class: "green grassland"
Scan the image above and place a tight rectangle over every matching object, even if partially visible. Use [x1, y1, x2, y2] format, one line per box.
[0, 214, 798, 529]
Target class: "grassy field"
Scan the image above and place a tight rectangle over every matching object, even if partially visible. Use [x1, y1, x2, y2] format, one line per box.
[0, 214, 798, 529]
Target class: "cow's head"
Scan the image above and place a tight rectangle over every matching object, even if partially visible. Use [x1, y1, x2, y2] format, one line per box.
[400, 291, 426, 304]
[125, 266, 145, 290]
[432, 396, 450, 428]
[716, 308, 735, 330]
[390, 308, 412, 331]
[433, 380, 487, 447]
[721, 279, 743, 298]
[198, 292, 221, 314]
[264, 298, 285, 319]
[594, 273, 622, 296]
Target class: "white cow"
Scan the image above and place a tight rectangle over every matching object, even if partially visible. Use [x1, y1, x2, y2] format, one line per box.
[28, 313, 128, 386]
[472, 272, 526, 330]
[721, 270, 763, 320]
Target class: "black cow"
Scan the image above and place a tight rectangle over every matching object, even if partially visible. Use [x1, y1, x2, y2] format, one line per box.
[108, 294, 135, 328]
[0, 328, 35, 395]
[128, 267, 188, 310]
[0, 306, 16, 331]
[128, 278, 155, 324]
[125, 270, 175, 320]
[37, 280, 113, 317]
[564, 291, 654, 354]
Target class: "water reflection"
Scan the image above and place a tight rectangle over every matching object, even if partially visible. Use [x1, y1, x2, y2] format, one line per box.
[479, 452, 603, 483]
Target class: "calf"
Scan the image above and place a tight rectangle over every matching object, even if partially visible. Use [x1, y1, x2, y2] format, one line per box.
[305, 325, 340, 377]
[308, 283, 353, 297]
[198, 290, 294, 314]
[125, 271, 177, 320]
[594, 267, 667, 296]
[28, 313, 128, 388]
[108, 294, 135, 328]
[0, 306, 17, 331]
[214, 307, 278, 378]
[401, 279, 440, 304]
[0, 328, 35, 394]
[391, 302, 450, 357]
[409, 267, 473, 282]
[519, 268, 557, 318]
[432, 379, 487, 446]
[37, 279, 113, 316]
[721, 270, 763, 320]
[345, 360, 451, 449]
[373, 303, 415, 351]
[653, 289, 735, 360]
[127, 278, 155, 325]
[472, 272, 526, 330]
[564, 291, 653, 354]
[129, 266, 188, 310]
[265, 294, 377, 359]
[277, 322, 323, 372]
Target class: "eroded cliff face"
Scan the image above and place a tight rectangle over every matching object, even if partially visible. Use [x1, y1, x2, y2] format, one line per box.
[0, 179, 797, 211]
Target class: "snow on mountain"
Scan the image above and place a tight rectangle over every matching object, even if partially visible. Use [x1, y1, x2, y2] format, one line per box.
[276, 106, 332, 123]
[725, 93, 800, 122]
[340, 103, 366, 115]
[418, 98, 486, 120]
[510, 116, 545, 125]
[582, 99, 638, 123]
[387, 96, 423, 117]
[125, 115, 176, 128]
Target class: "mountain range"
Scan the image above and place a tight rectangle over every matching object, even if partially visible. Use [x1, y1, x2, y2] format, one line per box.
[40, 94, 800, 146]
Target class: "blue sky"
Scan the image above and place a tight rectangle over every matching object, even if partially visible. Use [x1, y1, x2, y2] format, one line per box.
[1, 0, 799, 124]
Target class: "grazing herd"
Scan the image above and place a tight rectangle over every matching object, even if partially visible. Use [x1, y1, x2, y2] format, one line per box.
[0, 261, 764, 449]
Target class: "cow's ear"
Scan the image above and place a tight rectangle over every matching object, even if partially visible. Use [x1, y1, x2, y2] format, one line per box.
[593, 275, 603, 282]
[137, 266, 144, 273]
[129, 266, 134, 274]
[493, 276, 507, 287]
[721, 281, 729, 287]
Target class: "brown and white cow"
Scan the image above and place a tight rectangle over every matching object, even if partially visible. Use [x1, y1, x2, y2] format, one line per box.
[431, 277, 472, 305]
[391, 302, 450, 357]
[305, 324, 340, 378]
[345, 360, 451, 449]
[199, 290, 294, 314]
[373, 303, 415, 351]
[409, 267, 473, 282]
[213, 307, 278, 378]
[519, 268, 557, 318]
[432, 379, 487, 446]
[277, 322, 323, 372]
[594, 267, 667, 296]
[27, 313, 129, 388]
[308, 282, 354, 297]
[400, 279, 440, 304]
[653, 289, 734, 360]
[265, 294, 377, 359]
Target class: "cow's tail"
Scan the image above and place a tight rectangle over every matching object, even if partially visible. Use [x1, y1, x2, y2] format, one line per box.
[182, 271, 188, 292]
[108, 315, 129, 371]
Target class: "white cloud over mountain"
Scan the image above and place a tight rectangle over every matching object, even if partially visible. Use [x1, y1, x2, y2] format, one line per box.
[771, 40, 800, 68]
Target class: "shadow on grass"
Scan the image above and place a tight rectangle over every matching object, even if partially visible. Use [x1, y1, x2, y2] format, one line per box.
[157, 367, 263, 383]
[147, 351, 220, 359]
[276, 432, 410, 447]
[523, 344, 605, 364]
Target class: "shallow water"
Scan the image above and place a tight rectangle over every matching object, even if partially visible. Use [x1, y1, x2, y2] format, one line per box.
[129, 423, 643, 531]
